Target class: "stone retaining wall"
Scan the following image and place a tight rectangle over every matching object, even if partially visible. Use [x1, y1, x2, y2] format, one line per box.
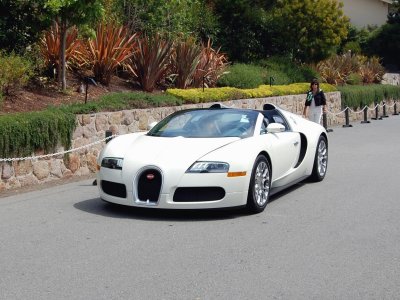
[382, 73, 400, 86]
[0, 91, 397, 193]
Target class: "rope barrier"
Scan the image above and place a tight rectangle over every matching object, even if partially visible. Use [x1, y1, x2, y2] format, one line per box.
[327, 108, 347, 116]
[348, 106, 367, 114]
[368, 103, 380, 111]
[0, 134, 118, 163]
[322, 100, 399, 131]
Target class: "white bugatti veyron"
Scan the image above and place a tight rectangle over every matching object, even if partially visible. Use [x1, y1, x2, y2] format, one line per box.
[97, 103, 328, 213]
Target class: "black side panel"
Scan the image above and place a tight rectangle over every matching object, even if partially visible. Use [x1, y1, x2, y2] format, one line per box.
[294, 133, 308, 168]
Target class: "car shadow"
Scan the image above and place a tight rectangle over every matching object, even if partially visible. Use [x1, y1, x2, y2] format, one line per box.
[73, 198, 248, 221]
[74, 180, 314, 221]
[268, 181, 309, 203]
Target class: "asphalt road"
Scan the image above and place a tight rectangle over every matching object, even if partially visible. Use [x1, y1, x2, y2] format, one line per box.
[1, 116, 400, 300]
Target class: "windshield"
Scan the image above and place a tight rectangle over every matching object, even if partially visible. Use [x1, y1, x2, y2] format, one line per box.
[147, 109, 259, 138]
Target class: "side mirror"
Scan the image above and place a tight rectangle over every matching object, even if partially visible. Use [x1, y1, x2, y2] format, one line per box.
[147, 121, 158, 130]
[266, 123, 285, 133]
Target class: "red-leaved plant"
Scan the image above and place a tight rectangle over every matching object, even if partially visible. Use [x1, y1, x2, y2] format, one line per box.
[128, 34, 174, 92]
[81, 23, 137, 86]
[40, 22, 81, 76]
[171, 37, 202, 89]
[192, 39, 229, 88]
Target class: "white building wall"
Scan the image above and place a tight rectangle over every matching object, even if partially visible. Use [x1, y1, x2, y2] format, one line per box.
[340, 0, 392, 28]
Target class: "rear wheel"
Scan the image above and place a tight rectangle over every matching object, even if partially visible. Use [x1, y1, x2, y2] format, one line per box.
[310, 135, 328, 182]
[246, 155, 271, 213]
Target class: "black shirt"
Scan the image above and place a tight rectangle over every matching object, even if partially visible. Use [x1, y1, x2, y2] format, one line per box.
[304, 90, 326, 107]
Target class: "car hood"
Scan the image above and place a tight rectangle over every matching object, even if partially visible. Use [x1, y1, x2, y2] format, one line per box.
[122, 135, 240, 171]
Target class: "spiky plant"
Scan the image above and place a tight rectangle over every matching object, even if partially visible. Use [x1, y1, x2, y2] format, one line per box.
[128, 34, 174, 92]
[359, 56, 385, 84]
[171, 37, 202, 89]
[40, 22, 81, 76]
[317, 52, 361, 85]
[192, 39, 229, 88]
[82, 23, 137, 86]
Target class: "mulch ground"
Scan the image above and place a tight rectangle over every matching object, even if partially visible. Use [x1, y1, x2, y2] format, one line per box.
[0, 75, 133, 115]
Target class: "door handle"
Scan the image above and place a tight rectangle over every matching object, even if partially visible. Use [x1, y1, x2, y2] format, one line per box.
[294, 141, 299, 146]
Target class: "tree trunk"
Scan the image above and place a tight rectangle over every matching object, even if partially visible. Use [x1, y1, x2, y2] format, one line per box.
[59, 18, 68, 91]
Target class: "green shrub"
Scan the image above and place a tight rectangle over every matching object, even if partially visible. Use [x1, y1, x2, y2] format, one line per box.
[346, 73, 363, 85]
[342, 41, 362, 54]
[0, 110, 76, 158]
[257, 56, 320, 84]
[217, 64, 266, 89]
[167, 87, 247, 103]
[0, 52, 33, 95]
[167, 83, 336, 103]
[57, 91, 183, 115]
[337, 84, 400, 109]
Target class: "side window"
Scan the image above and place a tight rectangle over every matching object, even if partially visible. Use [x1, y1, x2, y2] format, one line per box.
[271, 113, 289, 131]
[262, 110, 290, 132]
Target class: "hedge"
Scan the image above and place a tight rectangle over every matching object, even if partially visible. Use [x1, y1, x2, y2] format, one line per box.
[338, 84, 400, 109]
[166, 83, 337, 103]
[0, 110, 76, 159]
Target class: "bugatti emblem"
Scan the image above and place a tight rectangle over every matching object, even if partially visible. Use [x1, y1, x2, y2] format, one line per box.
[146, 174, 155, 180]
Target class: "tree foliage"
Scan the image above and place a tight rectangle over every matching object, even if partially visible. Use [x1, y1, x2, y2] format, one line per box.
[271, 0, 349, 63]
[338, 25, 372, 55]
[388, 0, 400, 24]
[365, 23, 400, 70]
[211, 0, 276, 62]
[110, 0, 218, 42]
[0, 0, 51, 54]
[363, 0, 400, 70]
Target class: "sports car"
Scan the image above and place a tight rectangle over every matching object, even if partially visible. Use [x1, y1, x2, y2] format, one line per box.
[97, 103, 328, 213]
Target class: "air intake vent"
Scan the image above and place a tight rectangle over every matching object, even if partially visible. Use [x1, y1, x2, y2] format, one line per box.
[101, 180, 127, 198]
[137, 168, 162, 203]
[173, 187, 225, 202]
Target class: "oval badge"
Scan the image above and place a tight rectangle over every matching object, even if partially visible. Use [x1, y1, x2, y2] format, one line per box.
[146, 174, 155, 180]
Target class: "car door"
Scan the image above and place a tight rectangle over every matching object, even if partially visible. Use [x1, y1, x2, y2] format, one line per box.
[260, 114, 301, 181]
[267, 131, 301, 181]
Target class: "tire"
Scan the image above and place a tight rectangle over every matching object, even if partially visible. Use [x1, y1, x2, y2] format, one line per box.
[310, 135, 328, 182]
[246, 155, 271, 213]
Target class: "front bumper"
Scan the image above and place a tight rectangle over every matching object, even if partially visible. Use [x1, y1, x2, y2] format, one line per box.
[97, 168, 249, 209]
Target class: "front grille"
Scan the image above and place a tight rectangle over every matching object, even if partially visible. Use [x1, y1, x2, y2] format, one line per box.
[101, 180, 127, 198]
[137, 168, 162, 203]
[173, 187, 225, 202]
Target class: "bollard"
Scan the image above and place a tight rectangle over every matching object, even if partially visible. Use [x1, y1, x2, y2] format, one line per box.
[382, 101, 389, 118]
[105, 130, 113, 143]
[342, 107, 353, 128]
[322, 112, 333, 132]
[371, 101, 382, 120]
[361, 106, 370, 124]
[393, 101, 399, 116]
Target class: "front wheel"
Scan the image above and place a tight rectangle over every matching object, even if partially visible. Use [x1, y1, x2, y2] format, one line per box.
[246, 155, 271, 213]
[310, 135, 328, 182]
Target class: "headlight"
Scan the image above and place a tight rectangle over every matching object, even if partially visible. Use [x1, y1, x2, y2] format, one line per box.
[101, 157, 124, 170]
[186, 161, 229, 173]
